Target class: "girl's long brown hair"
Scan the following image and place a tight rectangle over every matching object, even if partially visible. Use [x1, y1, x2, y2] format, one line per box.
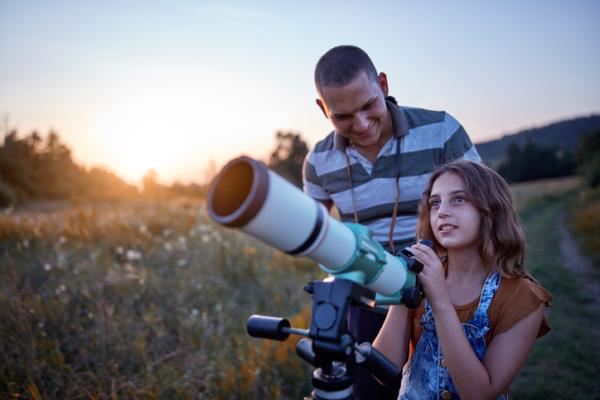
[416, 160, 530, 279]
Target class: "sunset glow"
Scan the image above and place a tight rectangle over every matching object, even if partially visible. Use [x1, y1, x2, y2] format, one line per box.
[1, 1, 598, 185]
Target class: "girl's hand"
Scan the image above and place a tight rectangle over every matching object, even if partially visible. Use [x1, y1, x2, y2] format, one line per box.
[409, 243, 450, 309]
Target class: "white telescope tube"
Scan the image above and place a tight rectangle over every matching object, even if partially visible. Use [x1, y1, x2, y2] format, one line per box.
[207, 156, 414, 297]
[207, 156, 356, 268]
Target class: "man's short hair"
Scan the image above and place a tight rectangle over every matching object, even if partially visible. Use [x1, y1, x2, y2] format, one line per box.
[314, 45, 379, 91]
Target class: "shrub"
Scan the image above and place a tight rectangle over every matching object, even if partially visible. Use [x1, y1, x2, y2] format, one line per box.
[0, 179, 15, 208]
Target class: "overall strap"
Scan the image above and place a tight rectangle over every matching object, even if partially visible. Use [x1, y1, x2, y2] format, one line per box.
[421, 272, 502, 331]
[471, 272, 501, 324]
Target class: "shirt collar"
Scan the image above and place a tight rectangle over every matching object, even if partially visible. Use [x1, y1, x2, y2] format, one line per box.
[333, 97, 409, 151]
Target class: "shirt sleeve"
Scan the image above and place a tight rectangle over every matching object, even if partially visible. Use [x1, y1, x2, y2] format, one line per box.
[302, 150, 330, 201]
[442, 113, 482, 164]
[491, 277, 553, 338]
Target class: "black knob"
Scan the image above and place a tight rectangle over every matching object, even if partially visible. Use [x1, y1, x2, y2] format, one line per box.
[402, 285, 424, 309]
[247, 315, 290, 341]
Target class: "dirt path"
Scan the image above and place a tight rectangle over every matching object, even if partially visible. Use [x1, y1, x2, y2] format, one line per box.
[558, 212, 600, 303]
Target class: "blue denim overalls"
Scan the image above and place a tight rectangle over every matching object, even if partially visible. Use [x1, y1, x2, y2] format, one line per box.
[399, 272, 507, 400]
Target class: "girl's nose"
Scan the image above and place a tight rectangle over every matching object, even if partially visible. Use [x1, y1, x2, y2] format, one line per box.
[437, 202, 451, 217]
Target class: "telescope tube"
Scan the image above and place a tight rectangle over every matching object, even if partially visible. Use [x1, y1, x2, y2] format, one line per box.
[207, 156, 414, 297]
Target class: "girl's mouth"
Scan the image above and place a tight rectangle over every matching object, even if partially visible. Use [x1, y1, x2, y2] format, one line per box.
[439, 224, 457, 233]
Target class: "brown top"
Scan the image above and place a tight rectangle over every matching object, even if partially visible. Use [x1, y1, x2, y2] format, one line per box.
[410, 276, 552, 352]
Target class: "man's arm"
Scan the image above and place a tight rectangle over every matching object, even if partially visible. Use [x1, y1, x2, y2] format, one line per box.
[302, 152, 333, 209]
[442, 113, 481, 164]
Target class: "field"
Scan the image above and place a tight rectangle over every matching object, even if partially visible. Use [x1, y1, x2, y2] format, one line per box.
[1, 177, 599, 399]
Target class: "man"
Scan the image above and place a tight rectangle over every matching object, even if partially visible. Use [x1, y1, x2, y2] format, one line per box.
[302, 45, 481, 399]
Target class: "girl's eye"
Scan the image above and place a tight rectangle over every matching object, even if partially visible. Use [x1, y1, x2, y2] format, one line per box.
[429, 199, 440, 208]
[453, 196, 466, 204]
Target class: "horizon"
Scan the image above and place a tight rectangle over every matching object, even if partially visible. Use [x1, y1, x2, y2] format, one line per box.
[1, 1, 599, 185]
[3, 110, 597, 187]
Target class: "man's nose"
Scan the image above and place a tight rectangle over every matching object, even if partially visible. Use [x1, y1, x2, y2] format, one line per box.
[353, 113, 369, 132]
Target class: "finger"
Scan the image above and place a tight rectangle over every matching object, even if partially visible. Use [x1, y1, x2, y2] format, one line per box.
[412, 243, 436, 257]
[409, 246, 435, 263]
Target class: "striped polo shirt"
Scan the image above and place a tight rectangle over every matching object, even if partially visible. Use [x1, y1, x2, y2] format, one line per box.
[302, 98, 481, 252]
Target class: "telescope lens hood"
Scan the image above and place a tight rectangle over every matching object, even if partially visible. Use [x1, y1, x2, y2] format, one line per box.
[207, 156, 269, 227]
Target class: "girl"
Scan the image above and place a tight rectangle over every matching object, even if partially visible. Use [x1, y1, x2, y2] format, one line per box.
[374, 160, 552, 400]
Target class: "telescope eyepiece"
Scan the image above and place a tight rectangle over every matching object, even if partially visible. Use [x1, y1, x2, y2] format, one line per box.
[400, 240, 435, 273]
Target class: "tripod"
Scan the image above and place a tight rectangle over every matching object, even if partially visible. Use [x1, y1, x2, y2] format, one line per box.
[247, 278, 400, 400]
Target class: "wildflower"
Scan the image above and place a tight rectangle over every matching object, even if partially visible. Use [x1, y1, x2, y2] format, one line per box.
[88, 312, 94, 319]
[116, 246, 124, 255]
[59, 236, 67, 244]
[139, 224, 148, 234]
[177, 259, 187, 267]
[60, 284, 66, 292]
[197, 223, 210, 232]
[201, 234, 210, 244]
[178, 236, 187, 250]
[29, 308, 35, 314]
[126, 249, 142, 262]
[164, 242, 172, 251]
[44, 263, 52, 272]
[202, 311, 208, 329]
[190, 308, 199, 318]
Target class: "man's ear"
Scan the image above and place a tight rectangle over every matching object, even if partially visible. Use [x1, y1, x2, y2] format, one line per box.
[378, 72, 389, 96]
[316, 98, 329, 119]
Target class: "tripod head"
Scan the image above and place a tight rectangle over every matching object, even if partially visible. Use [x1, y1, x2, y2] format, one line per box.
[247, 278, 399, 400]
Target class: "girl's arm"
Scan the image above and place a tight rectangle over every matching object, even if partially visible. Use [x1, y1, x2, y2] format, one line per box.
[432, 300, 544, 399]
[410, 243, 545, 399]
[373, 304, 412, 371]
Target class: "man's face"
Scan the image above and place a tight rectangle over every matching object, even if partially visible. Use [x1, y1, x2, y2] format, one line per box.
[317, 71, 390, 152]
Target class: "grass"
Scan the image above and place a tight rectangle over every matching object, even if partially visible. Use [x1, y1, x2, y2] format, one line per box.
[568, 185, 600, 270]
[510, 184, 600, 398]
[0, 199, 320, 399]
[1, 177, 599, 399]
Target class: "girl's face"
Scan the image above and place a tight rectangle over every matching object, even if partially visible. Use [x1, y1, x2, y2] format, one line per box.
[428, 172, 481, 251]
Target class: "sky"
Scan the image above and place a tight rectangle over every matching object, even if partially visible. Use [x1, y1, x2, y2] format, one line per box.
[1, 0, 599, 185]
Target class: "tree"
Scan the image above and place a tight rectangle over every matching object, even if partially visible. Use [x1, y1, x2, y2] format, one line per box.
[0, 129, 138, 203]
[203, 158, 219, 184]
[268, 131, 309, 188]
[577, 129, 600, 187]
[496, 138, 576, 183]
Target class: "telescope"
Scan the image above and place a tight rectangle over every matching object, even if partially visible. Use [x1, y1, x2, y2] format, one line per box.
[206, 156, 430, 399]
[206, 156, 428, 306]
